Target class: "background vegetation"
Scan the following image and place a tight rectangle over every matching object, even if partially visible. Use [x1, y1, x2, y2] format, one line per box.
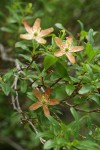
[0, 0, 100, 150]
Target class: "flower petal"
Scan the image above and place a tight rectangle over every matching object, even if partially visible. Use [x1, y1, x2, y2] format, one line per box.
[66, 36, 73, 48]
[44, 88, 51, 100]
[36, 37, 46, 44]
[45, 88, 51, 97]
[22, 20, 32, 34]
[55, 37, 64, 49]
[33, 18, 41, 31]
[49, 99, 60, 105]
[66, 52, 75, 64]
[69, 46, 84, 52]
[40, 28, 54, 37]
[43, 105, 50, 117]
[33, 89, 42, 101]
[29, 102, 42, 110]
[54, 50, 63, 57]
[20, 34, 33, 40]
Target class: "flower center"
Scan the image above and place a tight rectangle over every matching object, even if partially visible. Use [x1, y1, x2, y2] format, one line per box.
[34, 32, 38, 37]
[65, 48, 69, 52]
[41, 95, 47, 105]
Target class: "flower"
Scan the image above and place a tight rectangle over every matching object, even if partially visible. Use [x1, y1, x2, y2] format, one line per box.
[29, 88, 60, 117]
[20, 18, 54, 44]
[54, 36, 84, 64]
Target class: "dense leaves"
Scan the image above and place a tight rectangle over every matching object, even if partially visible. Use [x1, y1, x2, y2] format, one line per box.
[0, 0, 100, 150]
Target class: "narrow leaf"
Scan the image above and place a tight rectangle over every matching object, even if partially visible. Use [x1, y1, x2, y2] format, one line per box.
[70, 107, 79, 121]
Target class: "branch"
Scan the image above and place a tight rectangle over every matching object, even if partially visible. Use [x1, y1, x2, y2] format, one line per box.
[26, 57, 34, 69]
[62, 101, 100, 113]
[50, 78, 62, 87]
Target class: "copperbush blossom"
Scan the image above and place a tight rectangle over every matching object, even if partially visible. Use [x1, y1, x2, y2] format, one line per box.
[54, 36, 84, 64]
[20, 18, 54, 44]
[29, 88, 60, 117]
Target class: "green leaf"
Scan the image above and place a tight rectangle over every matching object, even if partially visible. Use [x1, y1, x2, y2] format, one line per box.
[0, 27, 14, 33]
[85, 42, 95, 61]
[37, 131, 54, 139]
[26, 74, 39, 79]
[86, 64, 93, 76]
[80, 30, 87, 38]
[0, 82, 11, 96]
[44, 140, 54, 149]
[27, 92, 36, 101]
[95, 81, 100, 88]
[89, 94, 100, 105]
[78, 85, 92, 94]
[54, 85, 66, 99]
[55, 23, 65, 29]
[77, 140, 100, 150]
[77, 20, 84, 30]
[15, 41, 29, 50]
[55, 61, 68, 78]
[31, 61, 40, 73]
[70, 76, 80, 83]
[65, 84, 75, 96]
[88, 28, 94, 46]
[70, 107, 79, 121]
[91, 64, 100, 72]
[48, 116, 59, 126]
[20, 80, 27, 93]
[19, 54, 32, 62]
[82, 63, 93, 78]
[3, 70, 13, 82]
[44, 55, 58, 70]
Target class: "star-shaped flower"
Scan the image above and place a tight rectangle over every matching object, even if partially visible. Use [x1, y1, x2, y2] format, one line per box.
[20, 18, 54, 44]
[29, 88, 60, 117]
[54, 36, 84, 64]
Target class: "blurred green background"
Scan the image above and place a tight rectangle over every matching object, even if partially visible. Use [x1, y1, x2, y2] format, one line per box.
[0, 0, 100, 149]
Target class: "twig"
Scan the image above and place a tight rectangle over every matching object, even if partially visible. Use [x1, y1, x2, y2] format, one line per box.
[75, 107, 100, 113]
[63, 101, 100, 113]
[26, 57, 34, 69]
[50, 77, 62, 87]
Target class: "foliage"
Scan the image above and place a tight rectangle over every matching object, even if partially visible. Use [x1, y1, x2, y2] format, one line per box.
[0, 0, 100, 150]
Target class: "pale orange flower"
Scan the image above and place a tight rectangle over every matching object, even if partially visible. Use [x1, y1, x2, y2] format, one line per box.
[20, 18, 54, 44]
[29, 88, 60, 117]
[54, 36, 84, 64]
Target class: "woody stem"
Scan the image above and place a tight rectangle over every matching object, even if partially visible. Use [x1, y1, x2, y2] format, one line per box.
[50, 78, 62, 87]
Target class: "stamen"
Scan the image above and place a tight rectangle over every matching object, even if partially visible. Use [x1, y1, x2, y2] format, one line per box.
[41, 95, 47, 105]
